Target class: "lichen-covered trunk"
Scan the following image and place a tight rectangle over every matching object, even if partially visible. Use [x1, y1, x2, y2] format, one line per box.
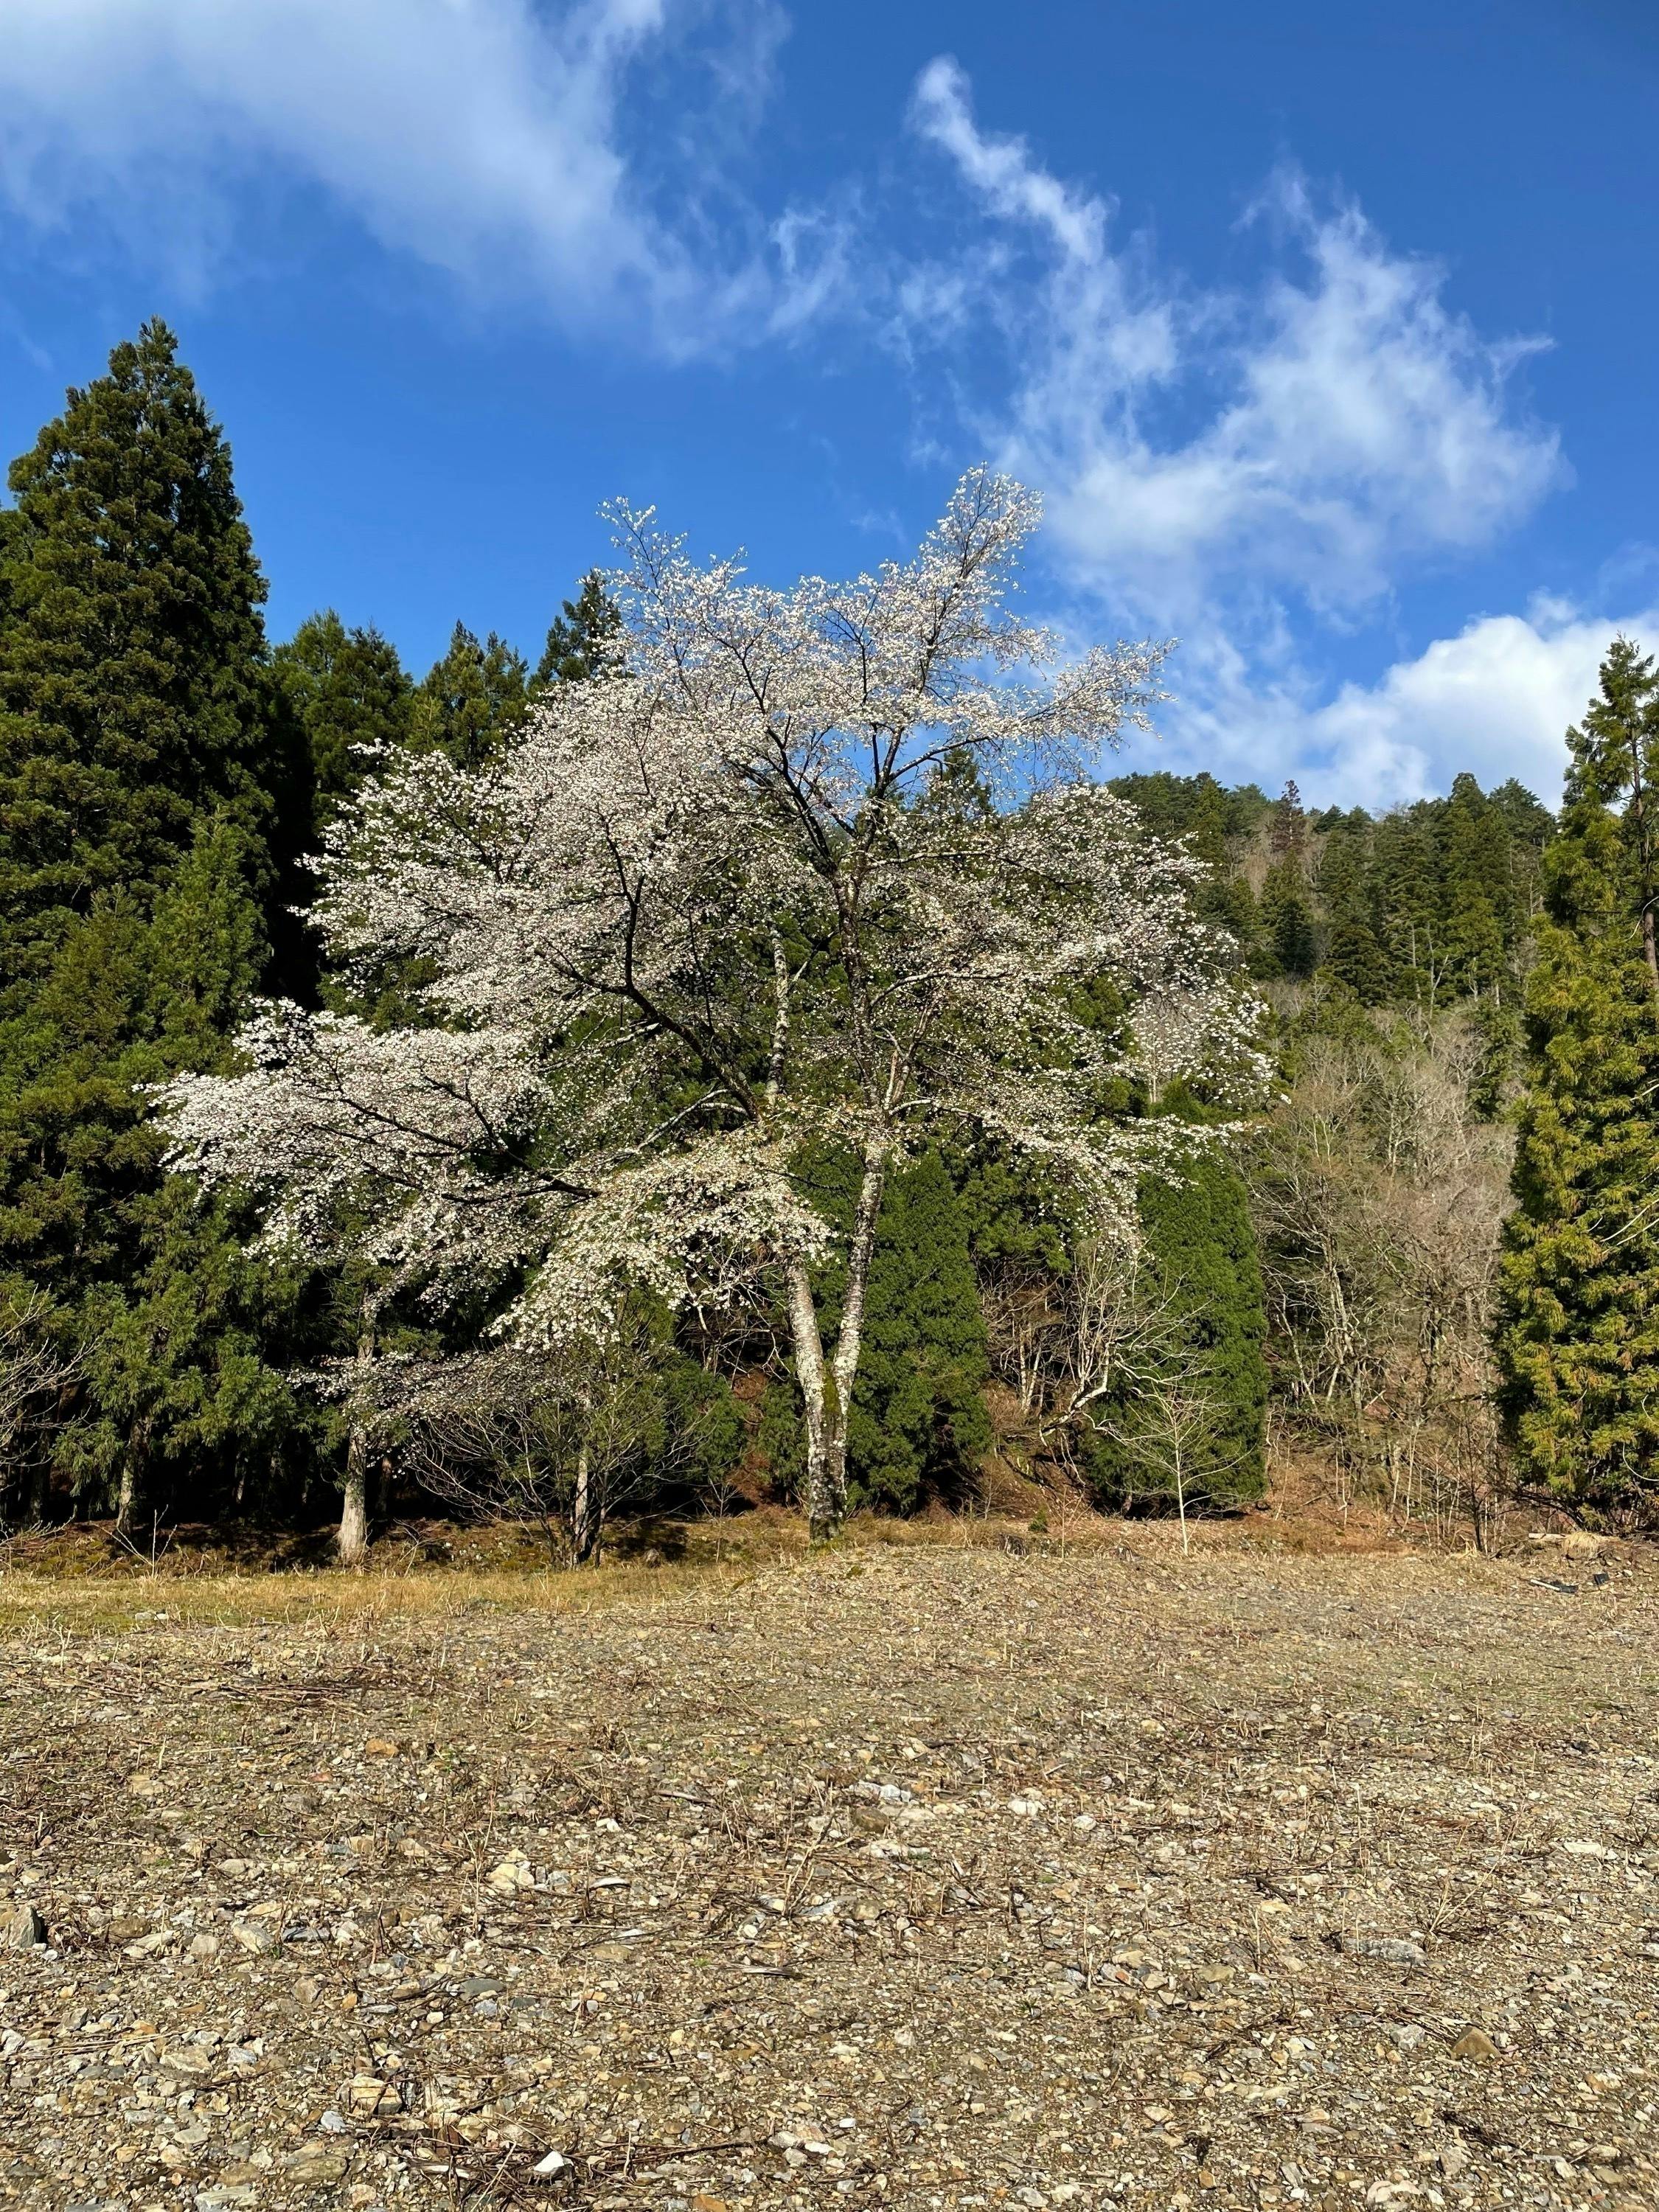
[786, 1135, 890, 1543]
[337, 1300, 378, 1568]
[783, 1256, 834, 1538]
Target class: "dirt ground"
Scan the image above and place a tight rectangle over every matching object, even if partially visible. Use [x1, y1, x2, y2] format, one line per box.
[2, 1531, 1657, 2212]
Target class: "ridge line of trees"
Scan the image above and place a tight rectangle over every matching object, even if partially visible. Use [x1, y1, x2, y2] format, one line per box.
[1, 323, 1653, 1556]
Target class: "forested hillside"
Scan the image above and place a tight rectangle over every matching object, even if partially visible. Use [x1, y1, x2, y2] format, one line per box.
[1, 327, 1654, 1554]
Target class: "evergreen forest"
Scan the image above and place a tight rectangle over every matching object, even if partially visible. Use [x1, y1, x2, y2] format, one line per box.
[2, 325, 1654, 1557]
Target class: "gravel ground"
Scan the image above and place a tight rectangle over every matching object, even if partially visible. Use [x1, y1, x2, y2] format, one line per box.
[2, 1535, 1658, 2212]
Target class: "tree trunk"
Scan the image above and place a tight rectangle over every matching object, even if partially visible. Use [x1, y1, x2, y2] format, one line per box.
[115, 1420, 147, 1541]
[785, 1253, 838, 1540]
[338, 1425, 370, 1569]
[23, 1456, 51, 1529]
[823, 1135, 889, 1504]
[571, 1438, 598, 1564]
[337, 1297, 378, 1568]
[787, 1134, 890, 1543]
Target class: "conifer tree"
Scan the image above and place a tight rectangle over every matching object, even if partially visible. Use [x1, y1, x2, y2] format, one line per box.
[1439, 773, 1512, 995]
[1269, 779, 1307, 860]
[0, 327, 295, 1526]
[1083, 1152, 1268, 1511]
[412, 622, 530, 769]
[1257, 856, 1318, 979]
[755, 1144, 994, 1514]
[1497, 640, 1659, 1517]
[536, 571, 621, 688]
[1374, 807, 1444, 1006]
[1317, 814, 1386, 1000]
[841, 1150, 992, 1514]
[0, 321, 290, 984]
[273, 611, 414, 833]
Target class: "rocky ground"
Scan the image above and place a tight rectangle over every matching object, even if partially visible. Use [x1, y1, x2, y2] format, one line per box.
[2, 1534, 1658, 2212]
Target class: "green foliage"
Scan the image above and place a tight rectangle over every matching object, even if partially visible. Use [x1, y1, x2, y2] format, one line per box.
[753, 1372, 806, 1501]
[658, 1356, 747, 1498]
[1258, 857, 1318, 979]
[1497, 641, 1659, 1519]
[1082, 1150, 1268, 1512]
[273, 611, 414, 834]
[412, 622, 530, 768]
[1111, 764, 1551, 1030]
[0, 321, 297, 986]
[782, 1147, 992, 1514]
[0, 327, 308, 1523]
[844, 1152, 992, 1513]
[537, 571, 621, 687]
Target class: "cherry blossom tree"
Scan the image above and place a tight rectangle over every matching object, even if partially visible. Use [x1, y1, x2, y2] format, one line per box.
[165, 469, 1260, 1540]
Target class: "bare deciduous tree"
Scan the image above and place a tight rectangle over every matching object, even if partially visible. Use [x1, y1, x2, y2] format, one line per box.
[1248, 1007, 1513, 1543]
[0, 1293, 81, 1533]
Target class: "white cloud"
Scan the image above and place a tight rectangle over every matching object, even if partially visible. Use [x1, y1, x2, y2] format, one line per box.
[904, 59, 1599, 812]
[1153, 604, 1658, 811]
[0, 0, 808, 351]
[907, 59, 1564, 622]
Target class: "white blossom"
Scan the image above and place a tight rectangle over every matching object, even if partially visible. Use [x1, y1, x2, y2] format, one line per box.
[164, 467, 1260, 1535]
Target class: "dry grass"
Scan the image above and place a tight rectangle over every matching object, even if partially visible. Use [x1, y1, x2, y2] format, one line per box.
[3, 1531, 1657, 2212]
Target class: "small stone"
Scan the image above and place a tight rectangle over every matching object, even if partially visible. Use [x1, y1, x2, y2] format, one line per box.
[187, 1933, 220, 1961]
[530, 2148, 573, 2186]
[1439, 2143, 1470, 2178]
[485, 1850, 535, 1896]
[346, 2073, 401, 2118]
[1451, 2027, 1498, 2060]
[1342, 1935, 1427, 1966]
[6, 1904, 48, 1950]
[229, 1915, 282, 1955]
[282, 2143, 351, 2183]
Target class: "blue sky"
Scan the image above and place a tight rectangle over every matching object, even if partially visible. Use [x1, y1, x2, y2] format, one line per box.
[1, 0, 1655, 807]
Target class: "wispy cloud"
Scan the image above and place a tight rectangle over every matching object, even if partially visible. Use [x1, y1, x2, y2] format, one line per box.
[0, 0, 822, 353]
[900, 57, 1588, 802]
[906, 57, 1564, 624]
[0, 14, 1613, 803]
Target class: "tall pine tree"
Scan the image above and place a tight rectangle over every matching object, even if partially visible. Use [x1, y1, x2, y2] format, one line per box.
[1496, 640, 1659, 1519]
[0, 321, 296, 986]
[0, 325, 298, 1528]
